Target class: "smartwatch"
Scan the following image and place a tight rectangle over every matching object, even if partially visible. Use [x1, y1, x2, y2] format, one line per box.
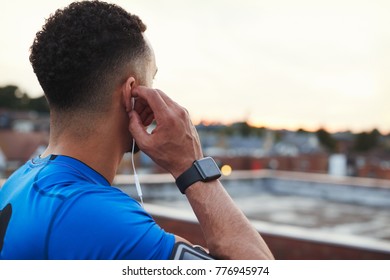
[175, 157, 221, 194]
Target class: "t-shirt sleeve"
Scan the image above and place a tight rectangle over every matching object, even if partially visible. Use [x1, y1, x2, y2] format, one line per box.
[47, 188, 175, 260]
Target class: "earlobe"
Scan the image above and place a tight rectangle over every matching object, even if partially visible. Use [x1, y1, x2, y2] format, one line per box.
[122, 77, 136, 112]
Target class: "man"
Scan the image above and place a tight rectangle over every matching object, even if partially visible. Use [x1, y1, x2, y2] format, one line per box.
[0, 1, 273, 260]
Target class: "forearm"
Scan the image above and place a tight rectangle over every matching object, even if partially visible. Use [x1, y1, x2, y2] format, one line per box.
[185, 180, 274, 260]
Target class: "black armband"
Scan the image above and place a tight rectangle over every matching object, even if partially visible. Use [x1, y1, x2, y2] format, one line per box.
[169, 242, 214, 260]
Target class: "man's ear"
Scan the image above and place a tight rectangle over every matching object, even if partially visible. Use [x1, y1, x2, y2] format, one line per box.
[122, 76, 136, 112]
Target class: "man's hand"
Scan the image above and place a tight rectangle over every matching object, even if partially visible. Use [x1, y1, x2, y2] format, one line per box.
[128, 86, 203, 178]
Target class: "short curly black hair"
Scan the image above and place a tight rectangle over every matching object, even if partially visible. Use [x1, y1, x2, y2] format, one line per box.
[30, 0, 148, 112]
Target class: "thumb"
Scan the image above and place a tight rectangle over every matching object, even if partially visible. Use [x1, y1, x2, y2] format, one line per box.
[128, 111, 150, 149]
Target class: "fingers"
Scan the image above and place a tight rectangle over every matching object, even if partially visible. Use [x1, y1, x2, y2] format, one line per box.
[154, 89, 178, 108]
[128, 86, 203, 177]
[128, 87, 167, 151]
[131, 86, 169, 117]
[141, 113, 154, 127]
[134, 98, 154, 126]
[131, 86, 180, 127]
[128, 110, 150, 149]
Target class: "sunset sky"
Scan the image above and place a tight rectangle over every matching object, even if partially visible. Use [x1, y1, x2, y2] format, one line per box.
[1, 0, 389, 133]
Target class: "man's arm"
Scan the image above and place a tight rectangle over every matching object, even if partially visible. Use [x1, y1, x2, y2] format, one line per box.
[184, 180, 273, 259]
[128, 86, 274, 260]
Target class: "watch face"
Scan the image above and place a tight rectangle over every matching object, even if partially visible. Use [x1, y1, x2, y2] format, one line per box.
[194, 157, 221, 181]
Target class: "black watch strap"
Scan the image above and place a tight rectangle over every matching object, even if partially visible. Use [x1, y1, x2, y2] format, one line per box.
[176, 164, 202, 194]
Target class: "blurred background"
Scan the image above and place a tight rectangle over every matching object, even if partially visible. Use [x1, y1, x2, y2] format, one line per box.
[1, 0, 390, 259]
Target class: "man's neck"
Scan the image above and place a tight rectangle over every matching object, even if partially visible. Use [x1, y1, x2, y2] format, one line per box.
[42, 126, 124, 184]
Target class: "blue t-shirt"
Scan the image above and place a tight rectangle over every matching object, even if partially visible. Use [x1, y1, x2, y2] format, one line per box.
[0, 155, 175, 259]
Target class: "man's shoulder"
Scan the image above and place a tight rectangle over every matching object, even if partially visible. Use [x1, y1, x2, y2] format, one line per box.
[27, 155, 116, 198]
[39, 155, 110, 186]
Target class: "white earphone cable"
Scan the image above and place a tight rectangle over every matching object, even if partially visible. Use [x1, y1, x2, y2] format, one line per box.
[131, 98, 144, 207]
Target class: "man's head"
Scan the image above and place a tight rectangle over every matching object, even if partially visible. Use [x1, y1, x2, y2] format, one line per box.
[30, 1, 154, 116]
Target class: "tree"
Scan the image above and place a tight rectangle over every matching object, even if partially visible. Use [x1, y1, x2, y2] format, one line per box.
[297, 128, 309, 134]
[234, 122, 252, 137]
[0, 85, 49, 113]
[28, 96, 49, 112]
[0, 85, 20, 110]
[354, 129, 381, 152]
[316, 128, 336, 151]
